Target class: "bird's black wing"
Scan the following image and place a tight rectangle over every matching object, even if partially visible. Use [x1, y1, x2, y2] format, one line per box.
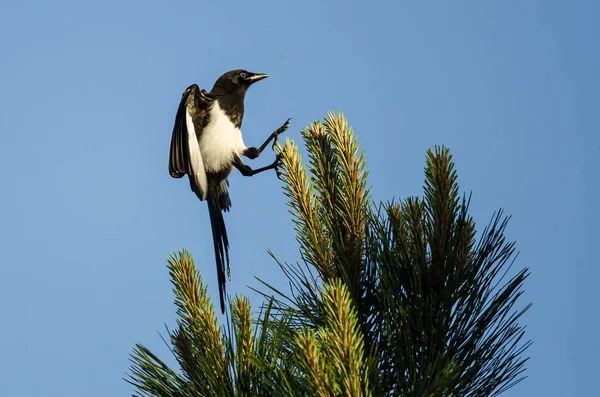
[207, 180, 231, 313]
[169, 84, 213, 201]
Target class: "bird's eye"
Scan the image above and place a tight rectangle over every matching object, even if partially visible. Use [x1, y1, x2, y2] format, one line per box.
[240, 72, 247, 79]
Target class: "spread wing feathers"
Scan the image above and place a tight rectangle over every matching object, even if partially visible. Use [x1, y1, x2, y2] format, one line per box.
[207, 183, 231, 313]
[169, 84, 211, 201]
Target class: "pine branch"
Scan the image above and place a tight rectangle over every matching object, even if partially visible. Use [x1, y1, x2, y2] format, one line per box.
[168, 250, 231, 395]
[279, 138, 333, 278]
[295, 280, 374, 397]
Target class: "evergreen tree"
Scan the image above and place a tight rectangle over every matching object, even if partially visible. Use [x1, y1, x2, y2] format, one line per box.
[127, 112, 530, 396]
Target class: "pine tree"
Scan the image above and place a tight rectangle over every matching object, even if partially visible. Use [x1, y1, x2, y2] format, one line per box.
[127, 112, 530, 396]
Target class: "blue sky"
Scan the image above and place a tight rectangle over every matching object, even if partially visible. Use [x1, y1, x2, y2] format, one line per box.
[1, 0, 598, 395]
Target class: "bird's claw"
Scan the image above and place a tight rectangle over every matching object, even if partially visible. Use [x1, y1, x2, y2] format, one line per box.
[271, 118, 292, 150]
[273, 153, 284, 180]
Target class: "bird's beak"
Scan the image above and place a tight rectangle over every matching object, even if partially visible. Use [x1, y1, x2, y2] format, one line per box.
[246, 73, 268, 83]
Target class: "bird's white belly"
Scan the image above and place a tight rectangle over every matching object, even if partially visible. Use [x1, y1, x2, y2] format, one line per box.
[199, 102, 247, 173]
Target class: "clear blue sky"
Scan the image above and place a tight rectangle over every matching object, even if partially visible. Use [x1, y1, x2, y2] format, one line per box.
[1, 0, 598, 395]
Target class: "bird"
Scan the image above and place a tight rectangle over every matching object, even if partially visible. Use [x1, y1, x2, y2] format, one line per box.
[168, 69, 290, 313]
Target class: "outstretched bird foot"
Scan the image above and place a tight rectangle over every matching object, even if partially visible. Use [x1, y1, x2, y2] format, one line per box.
[273, 153, 285, 180]
[271, 118, 291, 150]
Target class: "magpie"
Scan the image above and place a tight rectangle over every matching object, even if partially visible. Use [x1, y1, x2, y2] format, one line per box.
[168, 69, 290, 313]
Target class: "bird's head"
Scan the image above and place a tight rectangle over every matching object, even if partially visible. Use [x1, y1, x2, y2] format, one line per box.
[211, 69, 268, 97]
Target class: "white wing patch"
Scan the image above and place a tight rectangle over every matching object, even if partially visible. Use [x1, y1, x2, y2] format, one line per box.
[186, 107, 208, 200]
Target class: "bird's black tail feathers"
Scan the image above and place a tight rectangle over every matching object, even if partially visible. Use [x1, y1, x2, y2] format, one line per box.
[207, 180, 231, 313]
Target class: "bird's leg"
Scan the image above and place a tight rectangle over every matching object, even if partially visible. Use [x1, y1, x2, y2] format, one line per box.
[242, 118, 291, 159]
[233, 154, 282, 178]
[260, 118, 291, 152]
[258, 117, 292, 153]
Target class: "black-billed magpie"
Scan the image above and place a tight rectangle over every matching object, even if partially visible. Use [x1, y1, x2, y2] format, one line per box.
[169, 69, 290, 313]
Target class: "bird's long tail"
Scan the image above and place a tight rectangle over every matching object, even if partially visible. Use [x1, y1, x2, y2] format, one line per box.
[207, 180, 231, 313]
